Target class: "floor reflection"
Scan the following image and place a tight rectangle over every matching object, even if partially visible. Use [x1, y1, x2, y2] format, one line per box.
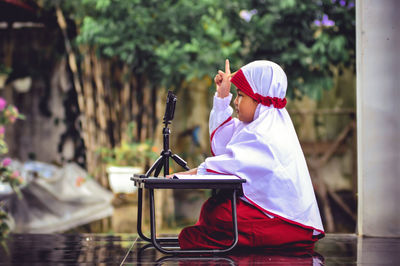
[0, 234, 136, 265]
[130, 240, 325, 265]
[1, 233, 399, 265]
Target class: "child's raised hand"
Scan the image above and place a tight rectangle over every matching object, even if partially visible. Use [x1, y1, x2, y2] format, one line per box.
[215, 59, 231, 98]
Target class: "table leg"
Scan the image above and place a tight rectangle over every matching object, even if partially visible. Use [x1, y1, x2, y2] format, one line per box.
[149, 189, 240, 254]
[137, 187, 151, 242]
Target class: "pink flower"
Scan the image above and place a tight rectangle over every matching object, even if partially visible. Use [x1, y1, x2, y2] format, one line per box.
[12, 106, 19, 114]
[0, 126, 5, 136]
[2, 157, 12, 167]
[11, 170, 20, 179]
[4, 106, 19, 123]
[0, 97, 7, 111]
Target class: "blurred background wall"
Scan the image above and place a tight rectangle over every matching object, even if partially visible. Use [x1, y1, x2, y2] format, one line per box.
[356, 0, 400, 237]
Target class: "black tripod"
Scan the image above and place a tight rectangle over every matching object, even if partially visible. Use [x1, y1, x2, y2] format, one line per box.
[136, 91, 189, 243]
[144, 90, 189, 177]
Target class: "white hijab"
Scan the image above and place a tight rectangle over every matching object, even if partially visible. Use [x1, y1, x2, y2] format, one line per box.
[204, 60, 324, 235]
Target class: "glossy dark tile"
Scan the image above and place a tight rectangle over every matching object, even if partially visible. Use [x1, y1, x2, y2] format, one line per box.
[0, 233, 399, 265]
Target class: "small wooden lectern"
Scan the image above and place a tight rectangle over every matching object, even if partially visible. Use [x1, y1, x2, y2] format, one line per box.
[132, 175, 246, 255]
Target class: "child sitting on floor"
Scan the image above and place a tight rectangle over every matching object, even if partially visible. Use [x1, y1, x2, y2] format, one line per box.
[172, 59, 324, 251]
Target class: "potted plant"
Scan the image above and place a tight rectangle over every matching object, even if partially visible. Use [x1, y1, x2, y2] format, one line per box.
[98, 123, 158, 194]
[0, 97, 24, 249]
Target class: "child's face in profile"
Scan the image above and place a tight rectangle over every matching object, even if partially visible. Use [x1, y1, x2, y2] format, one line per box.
[234, 89, 258, 123]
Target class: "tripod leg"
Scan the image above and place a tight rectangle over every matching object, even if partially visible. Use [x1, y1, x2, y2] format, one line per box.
[164, 154, 169, 176]
[171, 154, 190, 170]
[154, 157, 165, 177]
[145, 155, 164, 177]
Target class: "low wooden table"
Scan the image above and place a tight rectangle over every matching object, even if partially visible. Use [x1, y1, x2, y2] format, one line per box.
[131, 175, 246, 255]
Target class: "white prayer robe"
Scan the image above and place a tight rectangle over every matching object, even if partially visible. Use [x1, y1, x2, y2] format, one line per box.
[198, 61, 324, 236]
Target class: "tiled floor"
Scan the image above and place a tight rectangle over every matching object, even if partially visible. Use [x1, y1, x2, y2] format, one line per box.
[0, 233, 399, 265]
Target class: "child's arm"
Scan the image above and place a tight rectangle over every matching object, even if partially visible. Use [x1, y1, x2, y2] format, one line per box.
[168, 61, 233, 177]
[210, 59, 235, 134]
[209, 93, 233, 134]
[209, 60, 240, 155]
[166, 168, 198, 178]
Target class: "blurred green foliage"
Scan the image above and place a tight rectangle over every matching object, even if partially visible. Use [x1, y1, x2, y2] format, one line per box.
[72, 0, 245, 89]
[241, 0, 355, 99]
[97, 122, 158, 167]
[41, 0, 354, 99]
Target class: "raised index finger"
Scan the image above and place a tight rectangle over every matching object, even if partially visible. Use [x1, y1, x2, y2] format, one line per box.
[225, 59, 231, 75]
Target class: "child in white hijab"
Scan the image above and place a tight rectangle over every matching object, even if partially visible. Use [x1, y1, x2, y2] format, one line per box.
[176, 59, 324, 252]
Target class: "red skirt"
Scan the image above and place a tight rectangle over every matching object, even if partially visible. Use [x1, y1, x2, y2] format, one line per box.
[178, 194, 319, 252]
